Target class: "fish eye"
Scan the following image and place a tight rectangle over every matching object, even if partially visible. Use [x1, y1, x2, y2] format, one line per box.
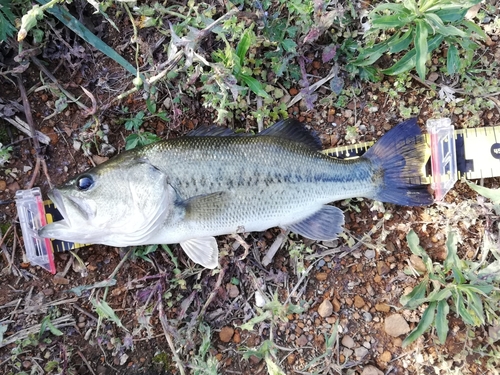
[76, 175, 94, 191]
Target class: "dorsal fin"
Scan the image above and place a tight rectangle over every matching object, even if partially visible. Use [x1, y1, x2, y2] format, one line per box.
[260, 119, 322, 150]
[187, 126, 236, 137]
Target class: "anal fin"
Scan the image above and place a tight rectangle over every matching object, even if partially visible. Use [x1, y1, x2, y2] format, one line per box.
[288, 205, 344, 241]
[180, 237, 219, 269]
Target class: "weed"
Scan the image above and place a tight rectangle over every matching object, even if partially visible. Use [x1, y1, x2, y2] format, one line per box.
[352, 0, 486, 80]
[121, 97, 167, 149]
[0, 143, 12, 167]
[401, 229, 500, 347]
[0, 0, 16, 42]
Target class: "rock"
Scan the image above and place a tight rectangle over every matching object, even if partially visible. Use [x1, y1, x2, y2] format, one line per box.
[354, 295, 365, 308]
[355, 346, 369, 358]
[318, 299, 333, 317]
[384, 314, 411, 337]
[296, 334, 308, 346]
[341, 335, 355, 349]
[0, 180, 6, 191]
[488, 323, 500, 342]
[255, 290, 266, 307]
[361, 365, 384, 375]
[92, 155, 109, 165]
[428, 72, 439, 82]
[7, 181, 20, 192]
[42, 288, 54, 296]
[40, 126, 58, 144]
[219, 326, 234, 343]
[375, 303, 391, 312]
[343, 348, 353, 358]
[332, 297, 341, 312]
[363, 312, 373, 322]
[315, 272, 328, 281]
[377, 261, 390, 276]
[53, 275, 69, 285]
[379, 350, 392, 362]
[233, 330, 241, 344]
[226, 283, 239, 298]
[410, 254, 427, 273]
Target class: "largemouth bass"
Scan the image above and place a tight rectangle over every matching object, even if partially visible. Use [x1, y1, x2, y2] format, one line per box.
[39, 118, 432, 268]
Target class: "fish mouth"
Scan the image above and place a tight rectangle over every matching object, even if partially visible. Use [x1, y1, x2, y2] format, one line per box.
[39, 188, 94, 240]
[48, 189, 69, 223]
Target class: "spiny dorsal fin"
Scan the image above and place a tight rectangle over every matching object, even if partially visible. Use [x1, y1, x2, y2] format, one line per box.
[260, 119, 322, 150]
[187, 126, 236, 137]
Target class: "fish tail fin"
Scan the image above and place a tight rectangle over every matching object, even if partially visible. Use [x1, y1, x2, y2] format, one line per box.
[363, 118, 433, 206]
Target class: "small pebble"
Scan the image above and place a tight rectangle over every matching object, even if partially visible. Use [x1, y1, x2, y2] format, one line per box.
[296, 334, 308, 346]
[219, 326, 234, 343]
[363, 312, 373, 322]
[364, 249, 375, 259]
[375, 303, 391, 313]
[354, 295, 365, 308]
[361, 365, 384, 375]
[384, 314, 410, 337]
[318, 299, 333, 318]
[355, 346, 369, 358]
[379, 350, 392, 362]
[341, 335, 355, 349]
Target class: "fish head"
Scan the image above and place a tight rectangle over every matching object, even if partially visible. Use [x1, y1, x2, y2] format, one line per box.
[39, 154, 174, 246]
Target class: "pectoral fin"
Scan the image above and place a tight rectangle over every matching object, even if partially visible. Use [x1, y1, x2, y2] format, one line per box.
[288, 205, 345, 241]
[180, 237, 219, 269]
[184, 192, 230, 221]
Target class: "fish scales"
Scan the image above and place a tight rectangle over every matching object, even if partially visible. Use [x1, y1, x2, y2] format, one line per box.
[141, 135, 375, 235]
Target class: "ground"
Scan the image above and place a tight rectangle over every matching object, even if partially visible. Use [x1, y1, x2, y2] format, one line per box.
[1, 1, 500, 375]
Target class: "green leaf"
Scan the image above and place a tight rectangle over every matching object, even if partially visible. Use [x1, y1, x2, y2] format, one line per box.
[240, 310, 272, 331]
[406, 230, 425, 256]
[0, 0, 16, 42]
[434, 8, 468, 23]
[455, 293, 476, 326]
[403, 301, 437, 347]
[446, 44, 459, 74]
[466, 180, 500, 204]
[400, 279, 428, 307]
[382, 49, 416, 76]
[415, 19, 429, 79]
[91, 298, 128, 331]
[351, 41, 391, 67]
[466, 290, 485, 326]
[427, 287, 452, 303]
[383, 34, 443, 76]
[424, 13, 466, 37]
[388, 28, 414, 54]
[239, 74, 270, 98]
[461, 20, 487, 40]
[371, 3, 406, 14]
[146, 99, 156, 114]
[372, 14, 414, 29]
[435, 299, 449, 344]
[402, 0, 418, 13]
[39, 316, 63, 338]
[235, 27, 254, 66]
[281, 38, 297, 53]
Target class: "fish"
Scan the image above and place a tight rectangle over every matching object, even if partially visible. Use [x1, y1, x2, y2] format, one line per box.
[39, 118, 432, 269]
